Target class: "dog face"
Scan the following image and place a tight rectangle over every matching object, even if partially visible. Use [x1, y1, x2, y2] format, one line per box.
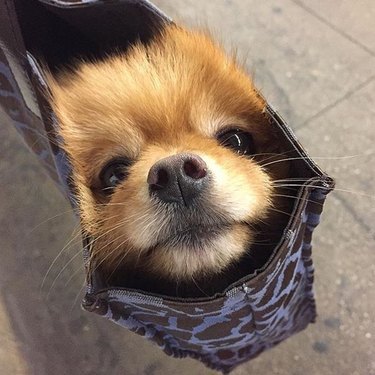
[47, 25, 283, 281]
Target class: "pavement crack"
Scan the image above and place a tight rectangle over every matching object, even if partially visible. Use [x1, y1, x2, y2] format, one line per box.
[296, 75, 375, 129]
[332, 193, 375, 240]
[291, 0, 375, 57]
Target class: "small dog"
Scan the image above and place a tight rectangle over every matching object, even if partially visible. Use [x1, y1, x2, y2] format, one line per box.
[46, 24, 291, 296]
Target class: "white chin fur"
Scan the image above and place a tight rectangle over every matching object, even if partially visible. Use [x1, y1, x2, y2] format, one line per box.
[145, 224, 250, 280]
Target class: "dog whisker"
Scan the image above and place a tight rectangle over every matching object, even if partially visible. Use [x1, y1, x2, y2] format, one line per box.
[274, 184, 374, 199]
[45, 214, 135, 295]
[41, 224, 81, 293]
[70, 281, 87, 313]
[46, 249, 85, 299]
[260, 153, 365, 168]
[28, 208, 79, 235]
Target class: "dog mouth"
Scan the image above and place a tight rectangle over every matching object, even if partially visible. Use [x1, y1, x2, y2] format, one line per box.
[140, 217, 252, 280]
[155, 222, 233, 249]
[146, 197, 248, 254]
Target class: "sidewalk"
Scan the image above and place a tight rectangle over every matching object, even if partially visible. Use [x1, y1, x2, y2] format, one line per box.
[0, 1, 374, 374]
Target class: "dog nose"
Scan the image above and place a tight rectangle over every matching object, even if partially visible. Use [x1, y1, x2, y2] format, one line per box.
[147, 153, 208, 206]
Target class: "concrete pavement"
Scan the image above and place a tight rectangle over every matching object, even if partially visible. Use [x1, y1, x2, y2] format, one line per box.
[1, 1, 374, 374]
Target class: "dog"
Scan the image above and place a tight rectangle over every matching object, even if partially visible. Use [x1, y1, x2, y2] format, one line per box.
[46, 24, 291, 297]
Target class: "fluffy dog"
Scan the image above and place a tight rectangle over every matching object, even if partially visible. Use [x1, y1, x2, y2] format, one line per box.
[46, 24, 290, 296]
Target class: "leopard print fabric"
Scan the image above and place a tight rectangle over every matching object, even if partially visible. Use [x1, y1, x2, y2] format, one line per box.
[82, 154, 332, 373]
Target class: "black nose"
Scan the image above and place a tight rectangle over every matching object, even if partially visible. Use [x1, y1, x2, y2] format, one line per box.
[147, 153, 209, 206]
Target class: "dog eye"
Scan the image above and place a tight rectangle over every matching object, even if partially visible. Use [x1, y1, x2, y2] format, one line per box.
[99, 158, 131, 193]
[217, 129, 255, 155]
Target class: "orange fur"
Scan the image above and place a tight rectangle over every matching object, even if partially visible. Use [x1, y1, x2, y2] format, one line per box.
[46, 24, 287, 283]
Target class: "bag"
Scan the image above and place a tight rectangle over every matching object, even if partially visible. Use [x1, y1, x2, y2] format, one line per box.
[0, 1, 334, 372]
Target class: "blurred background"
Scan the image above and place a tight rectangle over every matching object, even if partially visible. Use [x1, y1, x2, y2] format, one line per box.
[0, 1, 374, 374]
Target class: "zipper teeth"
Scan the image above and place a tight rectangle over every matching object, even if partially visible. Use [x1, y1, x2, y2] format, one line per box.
[108, 289, 164, 306]
[225, 287, 240, 298]
[226, 283, 252, 298]
[82, 240, 93, 293]
[285, 229, 294, 241]
[82, 247, 90, 265]
[284, 230, 291, 241]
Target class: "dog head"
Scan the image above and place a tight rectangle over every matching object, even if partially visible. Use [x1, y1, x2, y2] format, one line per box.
[47, 25, 284, 281]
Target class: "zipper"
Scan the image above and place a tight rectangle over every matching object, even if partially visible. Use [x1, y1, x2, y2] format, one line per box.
[107, 289, 164, 307]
